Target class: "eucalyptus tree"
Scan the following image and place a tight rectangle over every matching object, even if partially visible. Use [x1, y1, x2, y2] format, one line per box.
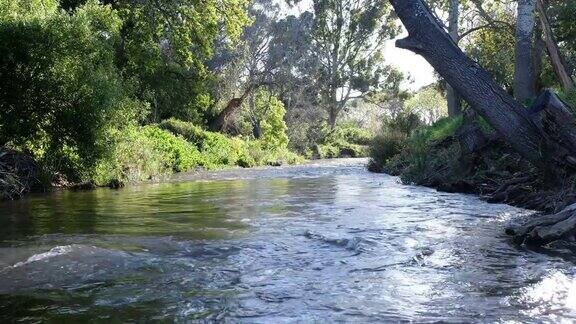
[310, 0, 400, 128]
[514, 0, 537, 101]
[56, 0, 251, 124]
[267, 12, 325, 151]
[209, 0, 280, 132]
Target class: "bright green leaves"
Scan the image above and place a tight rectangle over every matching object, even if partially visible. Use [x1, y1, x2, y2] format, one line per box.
[253, 89, 289, 150]
[0, 0, 141, 180]
[117, 0, 250, 122]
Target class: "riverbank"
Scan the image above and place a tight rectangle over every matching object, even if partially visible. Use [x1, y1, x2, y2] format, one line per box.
[0, 119, 304, 201]
[1, 118, 376, 201]
[369, 116, 576, 230]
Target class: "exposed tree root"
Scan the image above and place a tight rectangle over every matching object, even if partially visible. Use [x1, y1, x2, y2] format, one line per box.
[0, 148, 39, 200]
[506, 203, 576, 246]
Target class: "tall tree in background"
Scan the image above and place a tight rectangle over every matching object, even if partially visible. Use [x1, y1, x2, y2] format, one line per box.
[513, 0, 536, 102]
[311, 0, 399, 128]
[446, 0, 462, 116]
[536, 0, 574, 92]
[209, 0, 279, 132]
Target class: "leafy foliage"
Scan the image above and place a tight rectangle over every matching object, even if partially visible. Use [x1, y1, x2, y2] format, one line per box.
[0, 0, 142, 180]
[253, 90, 289, 150]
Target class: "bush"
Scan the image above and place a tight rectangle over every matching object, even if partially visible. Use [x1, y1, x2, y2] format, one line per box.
[140, 126, 202, 172]
[315, 123, 374, 159]
[0, 0, 143, 181]
[93, 126, 201, 185]
[367, 132, 405, 172]
[160, 118, 302, 168]
[159, 118, 249, 168]
[369, 117, 467, 188]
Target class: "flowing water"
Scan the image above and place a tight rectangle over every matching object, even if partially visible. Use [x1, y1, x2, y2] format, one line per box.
[1, 158, 576, 322]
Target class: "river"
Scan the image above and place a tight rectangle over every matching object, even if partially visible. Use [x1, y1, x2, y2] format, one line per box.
[0, 158, 575, 322]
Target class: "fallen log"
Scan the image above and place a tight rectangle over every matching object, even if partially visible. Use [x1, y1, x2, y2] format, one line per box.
[506, 203, 576, 245]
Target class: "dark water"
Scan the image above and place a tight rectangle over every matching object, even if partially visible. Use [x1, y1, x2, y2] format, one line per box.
[1, 159, 576, 322]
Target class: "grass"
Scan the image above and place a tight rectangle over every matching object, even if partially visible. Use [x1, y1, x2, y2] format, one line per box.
[315, 123, 373, 159]
[91, 119, 303, 186]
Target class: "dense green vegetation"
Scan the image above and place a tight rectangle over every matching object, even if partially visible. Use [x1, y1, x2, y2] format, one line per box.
[0, 0, 303, 197]
[1, 0, 576, 201]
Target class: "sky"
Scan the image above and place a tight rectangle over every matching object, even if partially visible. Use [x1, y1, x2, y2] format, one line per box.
[384, 31, 437, 91]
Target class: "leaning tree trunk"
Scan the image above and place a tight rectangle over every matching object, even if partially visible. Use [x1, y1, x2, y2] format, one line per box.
[389, 0, 576, 172]
[513, 0, 537, 102]
[390, 0, 576, 246]
[536, 0, 574, 92]
[210, 85, 255, 132]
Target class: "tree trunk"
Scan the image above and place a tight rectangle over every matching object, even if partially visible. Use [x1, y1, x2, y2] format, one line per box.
[389, 0, 576, 171]
[249, 94, 262, 138]
[210, 98, 243, 132]
[536, 0, 574, 92]
[514, 0, 536, 102]
[391, 0, 576, 246]
[532, 21, 545, 93]
[446, 0, 462, 117]
[210, 85, 254, 132]
[328, 107, 338, 130]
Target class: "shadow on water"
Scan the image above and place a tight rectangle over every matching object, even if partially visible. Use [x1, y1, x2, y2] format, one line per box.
[0, 158, 575, 322]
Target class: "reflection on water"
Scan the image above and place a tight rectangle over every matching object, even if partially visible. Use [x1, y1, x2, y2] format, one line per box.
[0, 159, 575, 322]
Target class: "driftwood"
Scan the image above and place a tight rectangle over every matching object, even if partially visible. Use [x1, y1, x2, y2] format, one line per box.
[506, 203, 576, 245]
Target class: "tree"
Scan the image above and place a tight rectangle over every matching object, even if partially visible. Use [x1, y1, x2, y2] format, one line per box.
[267, 12, 325, 152]
[209, 0, 279, 132]
[390, 0, 576, 246]
[536, 0, 574, 92]
[389, 0, 576, 170]
[0, 0, 142, 179]
[311, 0, 399, 128]
[513, 0, 536, 101]
[405, 87, 448, 125]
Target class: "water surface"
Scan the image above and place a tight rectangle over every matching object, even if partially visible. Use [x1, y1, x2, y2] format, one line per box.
[1, 159, 576, 322]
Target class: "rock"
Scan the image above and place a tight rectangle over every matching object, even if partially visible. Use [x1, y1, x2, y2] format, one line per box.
[70, 181, 95, 191]
[108, 179, 125, 189]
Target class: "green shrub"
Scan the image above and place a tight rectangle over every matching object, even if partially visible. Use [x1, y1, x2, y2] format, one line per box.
[326, 122, 374, 146]
[370, 117, 466, 186]
[318, 143, 341, 159]
[367, 132, 405, 172]
[414, 116, 463, 143]
[159, 118, 247, 168]
[0, 0, 143, 180]
[160, 118, 302, 168]
[316, 123, 374, 159]
[93, 126, 201, 185]
[140, 126, 201, 172]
